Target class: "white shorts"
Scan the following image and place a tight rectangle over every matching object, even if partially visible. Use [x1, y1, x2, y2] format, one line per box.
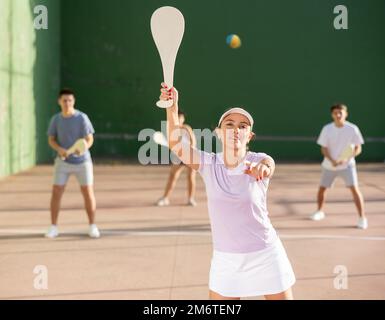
[209, 238, 296, 297]
[320, 166, 358, 188]
[53, 158, 94, 186]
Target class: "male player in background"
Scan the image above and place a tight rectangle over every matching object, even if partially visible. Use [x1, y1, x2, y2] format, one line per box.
[45, 88, 100, 238]
[310, 103, 367, 229]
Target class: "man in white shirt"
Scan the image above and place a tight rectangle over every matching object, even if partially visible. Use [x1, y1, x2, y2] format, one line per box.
[310, 104, 368, 229]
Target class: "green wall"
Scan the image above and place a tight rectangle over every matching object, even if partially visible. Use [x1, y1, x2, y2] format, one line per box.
[1, 0, 384, 178]
[61, 0, 385, 161]
[0, 0, 11, 176]
[32, 0, 61, 164]
[0, 0, 60, 178]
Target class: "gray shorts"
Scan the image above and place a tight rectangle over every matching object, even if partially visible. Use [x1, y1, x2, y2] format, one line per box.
[53, 158, 94, 186]
[320, 165, 358, 188]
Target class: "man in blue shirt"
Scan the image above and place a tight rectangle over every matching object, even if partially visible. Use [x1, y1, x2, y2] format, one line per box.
[46, 88, 100, 238]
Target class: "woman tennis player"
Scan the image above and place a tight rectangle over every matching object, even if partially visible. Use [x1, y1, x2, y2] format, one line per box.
[159, 83, 295, 300]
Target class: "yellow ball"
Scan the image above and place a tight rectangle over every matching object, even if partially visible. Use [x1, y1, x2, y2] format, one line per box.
[226, 34, 241, 49]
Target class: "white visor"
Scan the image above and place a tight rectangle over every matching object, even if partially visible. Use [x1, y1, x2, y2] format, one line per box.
[218, 107, 254, 129]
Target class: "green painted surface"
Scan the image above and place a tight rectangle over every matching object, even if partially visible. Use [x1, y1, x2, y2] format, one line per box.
[1, 1, 384, 179]
[10, 0, 37, 173]
[0, 0, 12, 177]
[0, 0, 60, 177]
[60, 0, 385, 161]
[31, 0, 61, 164]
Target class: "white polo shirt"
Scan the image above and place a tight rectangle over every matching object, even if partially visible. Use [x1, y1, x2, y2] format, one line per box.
[317, 121, 364, 170]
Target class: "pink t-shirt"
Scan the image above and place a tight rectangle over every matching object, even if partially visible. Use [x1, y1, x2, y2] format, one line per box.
[198, 151, 278, 253]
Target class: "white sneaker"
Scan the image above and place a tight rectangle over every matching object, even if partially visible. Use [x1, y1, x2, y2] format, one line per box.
[157, 197, 170, 206]
[310, 210, 325, 221]
[89, 224, 101, 238]
[45, 225, 59, 238]
[357, 217, 368, 229]
[187, 198, 197, 206]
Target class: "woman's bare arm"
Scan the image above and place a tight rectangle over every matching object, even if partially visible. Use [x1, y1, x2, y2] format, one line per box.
[182, 124, 197, 148]
[161, 84, 200, 170]
[245, 156, 275, 181]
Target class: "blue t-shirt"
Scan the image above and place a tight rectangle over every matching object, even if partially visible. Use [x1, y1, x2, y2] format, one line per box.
[47, 110, 95, 164]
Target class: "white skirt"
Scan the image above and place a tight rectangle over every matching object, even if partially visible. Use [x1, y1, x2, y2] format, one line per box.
[209, 238, 296, 297]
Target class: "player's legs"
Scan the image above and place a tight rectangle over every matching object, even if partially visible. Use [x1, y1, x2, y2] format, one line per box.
[265, 288, 294, 300]
[209, 290, 240, 300]
[349, 186, 365, 218]
[311, 169, 337, 220]
[339, 166, 365, 217]
[50, 185, 66, 225]
[187, 166, 197, 205]
[80, 185, 96, 224]
[50, 158, 71, 224]
[46, 159, 70, 238]
[164, 164, 184, 198]
[339, 166, 367, 228]
[317, 186, 327, 211]
[74, 161, 100, 237]
[318, 168, 338, 210]
[74, 160, 99, 225]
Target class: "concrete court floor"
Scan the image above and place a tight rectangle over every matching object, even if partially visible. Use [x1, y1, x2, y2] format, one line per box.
[0, 163, 384, 300]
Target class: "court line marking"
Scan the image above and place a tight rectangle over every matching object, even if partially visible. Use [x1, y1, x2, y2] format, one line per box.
[1, 229, 385, 241]
[280, 234, 385, 241]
